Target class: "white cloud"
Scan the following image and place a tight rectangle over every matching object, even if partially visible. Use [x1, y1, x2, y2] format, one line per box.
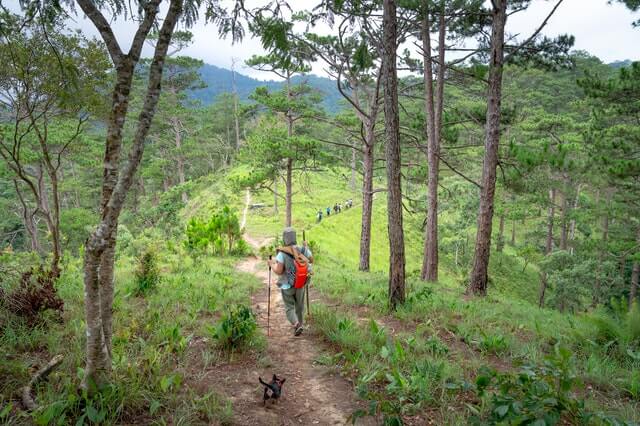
[5, 0, 639, 78]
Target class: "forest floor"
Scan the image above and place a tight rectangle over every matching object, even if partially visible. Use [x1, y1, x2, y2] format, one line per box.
[194, 192, 374, 425]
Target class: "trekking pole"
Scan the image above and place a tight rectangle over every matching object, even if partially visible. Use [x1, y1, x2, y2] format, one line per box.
[303, 230, 311, 319]
[267, 255, 272, 337]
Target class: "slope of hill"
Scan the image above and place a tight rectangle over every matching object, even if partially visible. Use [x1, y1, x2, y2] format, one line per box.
[190, 64, 344, 113]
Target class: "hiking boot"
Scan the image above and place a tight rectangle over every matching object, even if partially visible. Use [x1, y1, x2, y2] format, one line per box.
[294, 325, 303, 336]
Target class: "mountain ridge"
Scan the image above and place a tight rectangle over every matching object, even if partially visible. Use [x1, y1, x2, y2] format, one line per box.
[191, 63, 344, 113]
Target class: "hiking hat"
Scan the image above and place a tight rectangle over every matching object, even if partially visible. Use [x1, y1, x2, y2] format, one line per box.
[283, 227, 297, 246]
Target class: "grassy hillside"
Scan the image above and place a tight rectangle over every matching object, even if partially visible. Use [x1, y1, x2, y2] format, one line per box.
[2, 168, 637, 424]
[239, 168, 640, 424]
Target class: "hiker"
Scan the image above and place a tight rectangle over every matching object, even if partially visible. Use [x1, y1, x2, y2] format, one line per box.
[316, 210, 323, 223]
[268, 227, 313, 336]
[326, 206, 331, 216]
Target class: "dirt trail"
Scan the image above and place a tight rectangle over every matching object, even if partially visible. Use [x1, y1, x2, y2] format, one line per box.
[216, 191, 373, 425]
[226, 254, 370, 425]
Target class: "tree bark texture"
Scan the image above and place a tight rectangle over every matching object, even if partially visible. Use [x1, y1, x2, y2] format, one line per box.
[420, 4, 443, 282]
[350, 142, 357, 192]
[383, 0, 405, 310]
[285, 158, 293, 227]
[285, 74, 294, 228]
[593, 189, 610, 307]
[359, 138, 374, 271]
[559, 187, 568, 250]
[539, 188, 556, 308]
[172, 115, 188, 203]
[546, 188, 556, 255]
[80, 0, 181, 389]
[467, 0, 507, 296]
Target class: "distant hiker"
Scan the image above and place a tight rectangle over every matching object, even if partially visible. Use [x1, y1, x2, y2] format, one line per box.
[326, 207, 331, 216]
[333, 204, 338, 214]
[268, 227, 313, 336]
[316, 210, 323, 223]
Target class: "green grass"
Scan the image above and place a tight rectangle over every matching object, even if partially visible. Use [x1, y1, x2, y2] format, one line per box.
[2, 167, 638, 424]
[1, 246, 262, 425]
[240, 168, 640, 423]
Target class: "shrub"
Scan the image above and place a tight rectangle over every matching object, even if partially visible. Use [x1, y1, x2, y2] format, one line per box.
[478, 332, 509, 355]
[185, 206, 245, 256]
[461, 345, 633, 425]
[585, 299, 640, 362]
[210, 305, 257, 350]
[0, 267, 63, 326]
[133, 249, 160, 296]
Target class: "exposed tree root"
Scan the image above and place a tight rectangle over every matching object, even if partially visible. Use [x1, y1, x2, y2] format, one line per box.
[21, 354, 63, 411]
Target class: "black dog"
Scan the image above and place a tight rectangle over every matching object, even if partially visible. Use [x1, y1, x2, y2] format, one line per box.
[259, 374, 286, 405]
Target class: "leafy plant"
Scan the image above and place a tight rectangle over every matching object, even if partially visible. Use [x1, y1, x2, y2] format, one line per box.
[133, 248, 160, 296]
[0, 267, 64, 326]
[185, 206, 247, 256]
[478, 332, 509, 355]
[585, 299, 640, 361]
[462, 345, 635, 425]
[209, 304, 257, 350]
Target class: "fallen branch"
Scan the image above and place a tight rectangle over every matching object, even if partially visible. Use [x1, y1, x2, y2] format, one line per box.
[21, 354, 63, 411]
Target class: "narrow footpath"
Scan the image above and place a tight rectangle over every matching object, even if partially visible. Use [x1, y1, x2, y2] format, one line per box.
[222, 190, 374, 425]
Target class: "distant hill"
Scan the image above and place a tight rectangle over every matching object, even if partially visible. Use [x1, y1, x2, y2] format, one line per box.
[191, 64, 344, 113]
[608, 59, 634, 69]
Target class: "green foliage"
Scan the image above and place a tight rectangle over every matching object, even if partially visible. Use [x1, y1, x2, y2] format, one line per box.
[209, 305, 257, 350]
[478, 332, 509, 356]
[185, 206, 246, 256]
[540, 251, 595, 312]
[59, 208, 97, 253]
[583, 300, 640, 362]
[469, 346, 582, 424]
[133, 249, 160, 297]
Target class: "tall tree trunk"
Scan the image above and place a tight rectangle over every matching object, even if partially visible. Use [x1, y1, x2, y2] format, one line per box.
[171, 114, 188, 203]
[511, 217, 516, 245]
[285, 159, 293, 227]
[350, 141, 357, 192]
[420, 4, 443, 282]
[467, 0, 507, 296]
[546, 188, 556, 255]
[273, 175, 279, 215]
[568, 184, 581, 254]
[35, 163, 61, 276]
[359, 137, 374, 271]
[559, 186, 568, 250]
[14, 180, 41, 253]
[79, 0, 181, 389]
[538, 275, 547, 308]
[629, 227, 640, 305]
[285, 74, 294, 227]
[593, 190, 610, 307]
[383, 0, 405, 310]
[539, 188, 556, 308]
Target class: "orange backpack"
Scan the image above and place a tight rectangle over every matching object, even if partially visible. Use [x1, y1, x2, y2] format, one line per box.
[278, 246, 310, 288]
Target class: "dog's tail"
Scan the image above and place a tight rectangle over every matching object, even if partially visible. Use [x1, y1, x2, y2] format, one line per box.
[258, 377, 269, 387]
